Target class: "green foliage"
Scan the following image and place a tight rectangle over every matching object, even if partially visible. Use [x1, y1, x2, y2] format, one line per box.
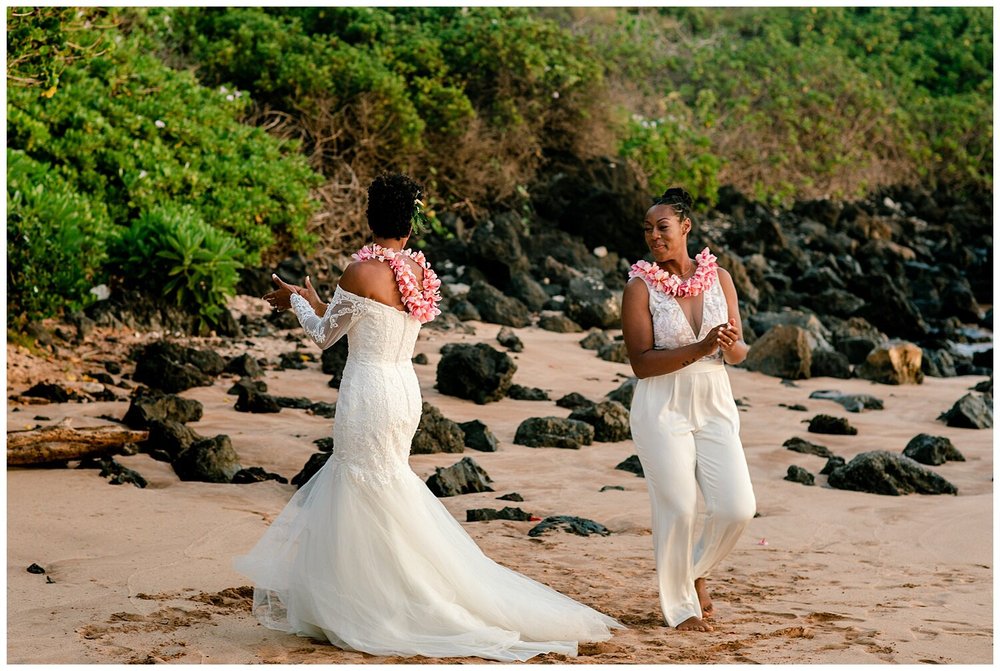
[6, 150, 112, 324]
[6, 7, 324, 326]
[619, 100, 721, 206]
[656, 7, 992, 197]
[160, 7, 603, 207]
[6, 6, 115, 90]
[107, 205, 243, 330]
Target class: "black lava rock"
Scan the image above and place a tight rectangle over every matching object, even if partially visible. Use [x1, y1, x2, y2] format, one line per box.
[568, 400, 631, 442]
[597, 342, 629, 363]
[232, 467, 288, 485]
[234, 386, 282, 414]
[508, 384, 550, 401]
[22, 382, 82, 403]
[122, 387, 203, 429]
[278, 350, 314, 370]
[565, 276, 621, 329]
[938, 393, 993, 429]
[808, 390, 884, 413]
[606, 378, 637, 408]
[425, 457, 495, 497]
[227, 377, 267, 396]
[579, 330, 611, 351]
[466, 507, 533, 522]
[436, 343, 517, 404]
[313, 437, 334, 452]
[820, 456, 847, 475]
[132, 341, 223, 393]
[224, 353, 263, 379]
[144, 419, 201, 462]
[827, 450, 958, 496]
[497, 492, 524, 502]
[782, 436, 835, 458]
[274, 396, 314, 410]
[902, 434, 965, 465]
[528, 515, 611, 538]
[458, 420, 499, 452]
[496, 326, 524, 352]
[172, 435, 242, 484]
[291, 452, 332, 487]
[537, 311, 583, 333]
[307, 402, 338, 419]
[513, 417, 594, 449]
[556, 392, 594, 409]
[321, 339, 350, 388]
[807, 414, 858, 435]
[467, 281, 532, 327]
[98, 457, 148, 488]
[412, 353, 429, 365]
[784, 465, 815, 486]
[615, 454, 644, 477]
[411, 402, 466, 454]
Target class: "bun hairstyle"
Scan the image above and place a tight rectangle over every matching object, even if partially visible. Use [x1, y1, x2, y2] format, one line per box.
[366, 172, 424, 239]
[652, 187, 694, 221]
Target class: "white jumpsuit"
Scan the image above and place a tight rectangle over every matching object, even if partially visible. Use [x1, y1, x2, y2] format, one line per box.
[629, 276, 757, 627]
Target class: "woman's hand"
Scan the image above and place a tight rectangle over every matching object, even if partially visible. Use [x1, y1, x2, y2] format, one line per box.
[716, 318, 740, 352]
[263, 273, 303, 312]
[301, 276, 327, 316]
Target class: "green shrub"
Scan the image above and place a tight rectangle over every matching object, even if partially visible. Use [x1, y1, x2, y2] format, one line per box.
[6, 150, 112, 325]
[107, 205, 243, 330]
[619, 95, 721, 205]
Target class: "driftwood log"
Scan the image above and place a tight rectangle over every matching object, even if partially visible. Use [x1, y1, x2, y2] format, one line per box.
[7, 426, 148, 466]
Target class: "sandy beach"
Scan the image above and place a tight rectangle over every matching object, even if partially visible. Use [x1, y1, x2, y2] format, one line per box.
[5, 312, 993, 664]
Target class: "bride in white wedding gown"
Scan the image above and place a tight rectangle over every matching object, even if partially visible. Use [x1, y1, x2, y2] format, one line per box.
[234, 174, 622, 661]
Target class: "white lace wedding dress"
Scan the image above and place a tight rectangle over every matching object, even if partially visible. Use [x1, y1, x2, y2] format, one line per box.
[233, 286, 622, 661]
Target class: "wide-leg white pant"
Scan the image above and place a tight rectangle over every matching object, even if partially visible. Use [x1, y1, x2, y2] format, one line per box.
[630, 360, 756, 627]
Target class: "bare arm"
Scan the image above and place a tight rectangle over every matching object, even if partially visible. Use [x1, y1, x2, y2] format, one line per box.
[717, 268, 749, 365]
[621, 278, 718, 379]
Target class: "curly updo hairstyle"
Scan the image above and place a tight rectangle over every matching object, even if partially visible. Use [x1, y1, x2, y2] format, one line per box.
[366, 172, 423, 239]
[652, 186, 694, 222]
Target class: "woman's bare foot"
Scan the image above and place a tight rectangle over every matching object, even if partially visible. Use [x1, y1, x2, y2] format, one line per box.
[695, 577, 714, 618]
[676, 615, 714, 632]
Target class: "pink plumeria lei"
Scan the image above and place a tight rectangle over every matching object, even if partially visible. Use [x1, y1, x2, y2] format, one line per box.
[353, 243, 443, 323]
[628, 247, 719, 298]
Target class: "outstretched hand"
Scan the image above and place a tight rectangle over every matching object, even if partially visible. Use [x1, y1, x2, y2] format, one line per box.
[263, 273, 303, 312]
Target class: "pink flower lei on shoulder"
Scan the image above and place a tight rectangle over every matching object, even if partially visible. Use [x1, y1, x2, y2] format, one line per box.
[352, 243, 443, 323]
[628, 247, 718, 298]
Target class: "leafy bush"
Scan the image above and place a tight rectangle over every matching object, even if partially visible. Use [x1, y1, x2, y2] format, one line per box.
[6, 150, 112, 325]
[107, 205, 243, 330]
[7, 7, 324, 326]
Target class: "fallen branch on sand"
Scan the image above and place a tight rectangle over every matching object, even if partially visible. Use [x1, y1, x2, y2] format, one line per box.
[6, 426, 148, 466]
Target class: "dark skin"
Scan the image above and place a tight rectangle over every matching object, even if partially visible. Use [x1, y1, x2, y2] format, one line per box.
[263, 234, 424, 316]
[620, 203, 749, 632]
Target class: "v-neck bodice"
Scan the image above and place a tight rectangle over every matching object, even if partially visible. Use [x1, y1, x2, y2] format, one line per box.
[641, 277, 727, 361]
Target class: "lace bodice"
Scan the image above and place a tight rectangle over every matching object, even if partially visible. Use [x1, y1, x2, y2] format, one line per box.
[290, 286, 423, 484]
[641, 277, 728, 362]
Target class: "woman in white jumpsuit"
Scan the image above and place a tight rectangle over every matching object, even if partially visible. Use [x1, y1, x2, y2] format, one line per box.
[620, 187, 756, 632]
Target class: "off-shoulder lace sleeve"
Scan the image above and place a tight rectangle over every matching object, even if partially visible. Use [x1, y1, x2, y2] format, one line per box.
[290, 287, 368, 349]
